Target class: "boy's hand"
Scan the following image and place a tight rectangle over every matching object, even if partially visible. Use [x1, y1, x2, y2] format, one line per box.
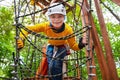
[78, 37, 87, 49]
[17, 38, 24, 50]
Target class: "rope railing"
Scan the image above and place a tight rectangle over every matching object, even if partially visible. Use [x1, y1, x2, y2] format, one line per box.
[19, 55, 91, 79]
[12, 0, 94, 80]
[16, 0, 70, 18]
[16, 23, 89, 40]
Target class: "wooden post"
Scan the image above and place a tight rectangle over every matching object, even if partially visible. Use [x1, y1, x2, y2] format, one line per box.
[112, 0, 120, 6]
[81, 0, 111, 80]
[89, 13, 111, 80]
[94, 0, 119, 80]
[81, 1, 97, 80]
[85, 31, 98, 80]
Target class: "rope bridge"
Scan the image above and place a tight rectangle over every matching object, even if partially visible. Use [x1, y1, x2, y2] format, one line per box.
[12, 0, 95, 80]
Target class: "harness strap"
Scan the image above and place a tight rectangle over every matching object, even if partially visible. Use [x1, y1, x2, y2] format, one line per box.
[54, 45, 70, 55]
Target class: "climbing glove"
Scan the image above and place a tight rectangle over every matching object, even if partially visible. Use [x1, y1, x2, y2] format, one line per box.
[17, 38, 24, 50]
[78, 37, 86, 49]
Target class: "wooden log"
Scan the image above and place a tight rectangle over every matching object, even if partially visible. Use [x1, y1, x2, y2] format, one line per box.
[94, 0, 119, 80]
[81, 0, 111, 80]
[89, 13, 111, 80]
[81, 1, 97, 80]
[112, 0, 120, 6]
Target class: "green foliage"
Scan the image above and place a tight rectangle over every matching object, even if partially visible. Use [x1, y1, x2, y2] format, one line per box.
[107, 23, 120, 54]
[117, 68, 120, 77]
[0, 0, 120, 79]
[106, 23, 120, 77]
[0, 6, 14, 78]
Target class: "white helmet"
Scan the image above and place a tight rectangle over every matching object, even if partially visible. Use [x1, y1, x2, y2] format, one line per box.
[46, 3, 66, 16]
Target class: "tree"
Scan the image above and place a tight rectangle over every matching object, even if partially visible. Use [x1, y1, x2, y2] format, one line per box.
[0, 6, 14, 78]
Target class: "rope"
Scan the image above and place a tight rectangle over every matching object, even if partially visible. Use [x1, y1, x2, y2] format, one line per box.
[16, 25, 90, 79]
[16, 23, 89, 62]
[16, 0, 70, 18]
[31, 56, 90, 79]
[12, 0, 92, 79]
[16, 23, 89, 40]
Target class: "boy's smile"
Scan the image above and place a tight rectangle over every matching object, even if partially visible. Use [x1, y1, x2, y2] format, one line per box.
[49, 14, 64, 30]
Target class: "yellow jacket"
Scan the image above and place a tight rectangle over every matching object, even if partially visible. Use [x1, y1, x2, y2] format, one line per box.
[20, 22, 80, 51]
[30, 0, 35, 5]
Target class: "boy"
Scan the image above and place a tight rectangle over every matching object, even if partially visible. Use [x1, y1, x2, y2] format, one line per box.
[17, 3, 86, 80]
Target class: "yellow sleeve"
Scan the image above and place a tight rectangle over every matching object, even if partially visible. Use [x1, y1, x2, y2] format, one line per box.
[30, 0, 39, 6]
[66, 25, 80, 51]
[19, 22, 49, 39]
[30, 0, 35, 5]
[68, 37, 80, 51]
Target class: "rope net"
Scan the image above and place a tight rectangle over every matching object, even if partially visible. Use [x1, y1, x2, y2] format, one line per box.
[13, 0, 94, 80]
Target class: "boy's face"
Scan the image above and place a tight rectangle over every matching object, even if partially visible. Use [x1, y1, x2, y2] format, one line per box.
[49, 14, 64, 29]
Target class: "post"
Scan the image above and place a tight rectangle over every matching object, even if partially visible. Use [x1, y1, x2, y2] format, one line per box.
[81, 1, 98, 79]
[81, 0, 111, 79]
[94, 0, 119, 80]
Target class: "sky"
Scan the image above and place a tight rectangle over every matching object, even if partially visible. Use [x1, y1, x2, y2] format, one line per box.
[0, 0, 13, 7]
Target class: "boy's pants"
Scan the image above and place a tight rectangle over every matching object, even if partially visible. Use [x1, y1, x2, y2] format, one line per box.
[46, 45, 67, 80]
